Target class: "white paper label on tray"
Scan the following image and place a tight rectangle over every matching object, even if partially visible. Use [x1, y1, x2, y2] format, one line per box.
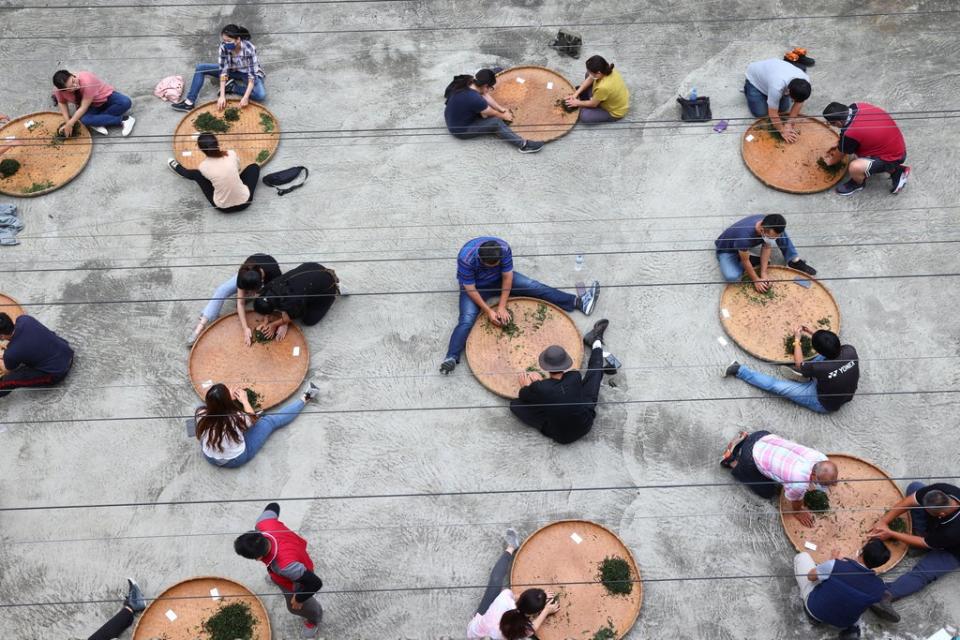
[546, 81, 554, 89]
[292, 346, 301, 356]
[165, 609, 178, 621]
[210, 588, 221, 600]
[201, 379, 213, 389]
[721, 308, 731, 318]
[745, 134, 755, 142]
[24, 121, 35, 129]
[516, 77, 525, 84]
[181, 150, 192, 157]
[192, 133, 200, 140]
[717, 336, 728, 346]
[570, 532, 583, 544]
[804, 541, 818, 551]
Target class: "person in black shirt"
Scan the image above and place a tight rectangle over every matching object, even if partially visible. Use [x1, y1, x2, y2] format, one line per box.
[724, 328, 858, 413]
[866, 481, 960, 622]
[0, 313, 74, 398]
[254, 262, 340, 339]
[509, 320, 613, 444]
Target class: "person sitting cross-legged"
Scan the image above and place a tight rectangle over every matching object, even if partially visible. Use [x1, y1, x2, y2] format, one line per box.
[439, 236, 599, 375]
[793, 540, 891, 639]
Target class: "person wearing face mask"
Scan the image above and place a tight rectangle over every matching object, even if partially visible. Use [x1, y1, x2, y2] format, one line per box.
[564, 55, 629, 123]
[51, 69, 135, 137]
[714, 213, 816, 293]
[443, 69, 545, 153]
[171, 24, 265, 112]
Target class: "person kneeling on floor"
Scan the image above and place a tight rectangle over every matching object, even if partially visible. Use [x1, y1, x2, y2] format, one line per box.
[794, 539, 891, 639]
[0, 312, 74, 399]
[821, 101, 910, 196]
[714, 213, 816, 293]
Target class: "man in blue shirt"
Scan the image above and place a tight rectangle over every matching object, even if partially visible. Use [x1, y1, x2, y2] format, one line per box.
[0, 312, 74, 398]
[444, 70, 545, 153]
[440, 237, 599, 374]
[715, 213, 815, 292]
[793, 539, 890, 639]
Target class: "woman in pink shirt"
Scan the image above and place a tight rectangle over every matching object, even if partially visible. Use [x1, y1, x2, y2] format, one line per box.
[167, 133, 259, 213]
[52, 69, 135, 137]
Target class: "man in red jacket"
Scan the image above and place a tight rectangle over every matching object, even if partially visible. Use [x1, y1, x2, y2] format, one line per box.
[821, 101, 909, 196]
[234, 503, 324, 638]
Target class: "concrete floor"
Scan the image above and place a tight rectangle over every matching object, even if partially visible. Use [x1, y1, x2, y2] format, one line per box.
[1, 0, 958, 638]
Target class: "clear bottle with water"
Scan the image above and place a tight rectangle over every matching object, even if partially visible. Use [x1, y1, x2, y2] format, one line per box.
[575, 254, 584, 271]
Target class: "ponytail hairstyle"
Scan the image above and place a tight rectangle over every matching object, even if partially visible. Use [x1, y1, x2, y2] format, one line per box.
[221, 24, 252, 40]
[585, 55, 614, 75]
[499, 609, 534, 640]
[516, 588, 547, 615]
[444, 74, 476, 102]
[237, 260, 265, 292]
[197, 133, 226, 158]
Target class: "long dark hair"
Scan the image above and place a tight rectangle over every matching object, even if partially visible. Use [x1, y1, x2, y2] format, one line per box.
[195, 383, 248, 452]
[237, 258, 267, 292]
[444, 74, 475, 102]
[197, 133, 226, 158]
[498, 589, 546, 640]
[221, 24, 252, 40]
[586, 55, 614, 75]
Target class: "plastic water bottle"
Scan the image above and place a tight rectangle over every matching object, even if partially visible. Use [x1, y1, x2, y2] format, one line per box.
[689, 87, 697, 101]
[575, 254, 584, 271]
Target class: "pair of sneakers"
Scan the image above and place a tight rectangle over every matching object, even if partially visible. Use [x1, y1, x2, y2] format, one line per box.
[86, 116, 136, 137]
[837, 166, 911, 196]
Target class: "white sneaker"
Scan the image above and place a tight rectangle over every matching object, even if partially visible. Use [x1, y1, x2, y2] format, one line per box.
[90, 125, 109, 136]
[121, 116, 136, 137]
[337, 282, 349, 297]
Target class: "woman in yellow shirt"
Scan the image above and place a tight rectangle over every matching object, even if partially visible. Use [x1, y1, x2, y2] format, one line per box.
[565, 55, 629, 123]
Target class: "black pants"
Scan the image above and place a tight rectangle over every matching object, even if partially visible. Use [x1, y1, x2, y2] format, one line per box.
[865, 155, 907, 177]
[300, 270, 339, 326]
[0, 364, 71, 398]
[175, 163, 260, 212]
[477, 550, 512, 615]
[87, 608, 133, 640]
[581, 346, 605, 404]
[730, 430, 778, 498]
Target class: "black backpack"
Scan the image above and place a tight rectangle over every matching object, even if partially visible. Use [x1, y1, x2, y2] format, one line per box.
[676, 95, 712, 122]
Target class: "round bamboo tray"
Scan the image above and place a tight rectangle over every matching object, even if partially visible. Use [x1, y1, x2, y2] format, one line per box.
[719, 264, 840, 363]
[189, 312, 309, 410]
[173, 100, 280, 170]
[0, 294, 26, 375]
[491, 66, 579, 142]
[510, 519, 642, 640]
[132, 576, 271, 640]
[0, 112, 92, 197]
[741, 116, 848, 193]
[465, 297, 583, 399]
[779, 454, 910, 573]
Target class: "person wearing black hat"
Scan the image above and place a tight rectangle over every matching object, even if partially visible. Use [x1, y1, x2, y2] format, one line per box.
[253, 262, 340, 340]
[509, 321, 612, 444]
[443, 69, 545, 153]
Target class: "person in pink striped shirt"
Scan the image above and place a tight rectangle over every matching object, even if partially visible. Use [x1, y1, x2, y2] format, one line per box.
[721, 430, 838, 527]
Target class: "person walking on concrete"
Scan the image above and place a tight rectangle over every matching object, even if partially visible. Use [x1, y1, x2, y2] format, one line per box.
[52, 69, 135, 137]
[866, 482, 960, 623]
[743, 57, 811, 142]
[196, 382, 319, 468]
[467, 528, 559, 640]
[564, 55, 630, 123]
[793, 540, 891, 639]
[167, 133, 260, 212]
[234, 503, 324, 638]
[510, 321, 614, 444]
[171, 24, 266, 112]
[714, 213, 816, 292]
[439, 236, 599, 374]
[720, 431, 838, 527]
[253, 262, 341, 339]
[444, 70, 545, 153]
[86, 579, 146, 640]
[0, 312, 74, 398]
[822, 101, 910, 196]
[724, 328, 859, 414]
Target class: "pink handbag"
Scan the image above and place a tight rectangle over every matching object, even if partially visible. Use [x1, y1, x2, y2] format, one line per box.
[153, 75, 184, 102]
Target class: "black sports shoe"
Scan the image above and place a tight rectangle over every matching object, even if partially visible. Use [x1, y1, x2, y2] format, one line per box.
[836, 178, 864, 196]
[890, 166, 910, 194]
[123, 579, 146, 613]
[869, 595, 900, 623]
[170, 101, 194, 112]
[518, 140, 544, 154]
[583, 319, 609, 346]
[724, 361, 741, 378]
[789, 259, 817, 276]
[439, 357, 456, 374]
[837, 625, 860, 639]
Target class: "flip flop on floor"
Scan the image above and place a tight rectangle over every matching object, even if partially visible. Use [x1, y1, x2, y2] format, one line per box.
[720, 431, 749, 467]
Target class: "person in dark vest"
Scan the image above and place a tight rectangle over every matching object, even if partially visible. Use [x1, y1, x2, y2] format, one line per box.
[234, 502, 324, 638]
[821, 101, 909, 196]
[0, 312, 74, 398]
[793, 539, 890, 639]
[509, 320, 617, 444]
[253, 262, 341, 340]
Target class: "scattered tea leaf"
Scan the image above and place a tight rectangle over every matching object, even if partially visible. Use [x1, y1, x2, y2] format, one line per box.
[889, 516, 908, 533]
[598, 555, 632, 595]
[0, 158, 20, 179]
[259, 113, 275, 133]
[816, 157, 846, 177]
[193, 112, 231, 133]
[244, 387, 264, 412]
[591, 620, 617, 640]
[223, 107, 241, 122]
[803, 489, 830, 513]
[784, 333, 815, 358]
[253, 329, 272, 344]
[22, 180, 54, 194]
[255, 149, 269, 164]
[202, 602, 257, 640]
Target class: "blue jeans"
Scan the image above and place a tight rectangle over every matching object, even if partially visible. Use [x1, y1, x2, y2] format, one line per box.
[736, 357, 829, 413]
[744, 79, 792, 117]
[201, 275, 238, 322]
[186, 63, 267, 104]
[444, 271, 577, 360]
[204, 398, 305, 468]
[716, 233, 800, 282]
[450, 118, 524, 147]
[80, 92, 132, 127]
[887, 482, 960, 599]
